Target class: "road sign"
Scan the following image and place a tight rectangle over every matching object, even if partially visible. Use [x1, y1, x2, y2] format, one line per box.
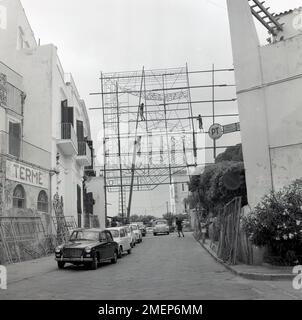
[223, 122, 240, 134]
[208, 123, 223, 140]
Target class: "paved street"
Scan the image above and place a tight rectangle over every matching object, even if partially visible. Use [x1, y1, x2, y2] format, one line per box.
[0, 233, 302, 300]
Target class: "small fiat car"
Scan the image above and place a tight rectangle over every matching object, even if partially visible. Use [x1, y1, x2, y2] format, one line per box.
[153, 219, 170, 236]
[130, 223, 143, 243]
[55, 228, 119, 270]
[125, 225, 136, 248]
[106, 227, 132, 258]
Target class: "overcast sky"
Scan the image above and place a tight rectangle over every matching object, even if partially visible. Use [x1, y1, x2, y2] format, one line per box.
[21, 0, 302, 217]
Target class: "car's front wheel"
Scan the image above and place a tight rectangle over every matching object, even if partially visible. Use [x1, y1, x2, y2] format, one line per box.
[57, 261, 65, 269]
[111, 251, 118, 264]
[153, 233, 157, 236]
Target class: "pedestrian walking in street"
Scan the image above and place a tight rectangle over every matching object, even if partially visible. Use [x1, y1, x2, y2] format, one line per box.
[200, 222, 207, 244]
[176, 217, 184, 238]
[139, 102, 145, 121]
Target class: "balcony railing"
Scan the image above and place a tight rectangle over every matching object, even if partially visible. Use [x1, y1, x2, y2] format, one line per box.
[61, 123, 77, 143]
[78, 141, 90, 156]
[57, 123, 78, 156]
[76, 141, 92, 167]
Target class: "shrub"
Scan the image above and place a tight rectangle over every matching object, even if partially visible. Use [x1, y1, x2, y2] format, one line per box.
[242, 180, 302, 264]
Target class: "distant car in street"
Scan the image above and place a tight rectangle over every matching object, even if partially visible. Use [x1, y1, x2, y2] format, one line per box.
[146, 227, 154, 234]
[136, 222, 147, 237]
[125, 225, 136, 248]
[153, 219, 170, 236]
[106, 227, 132, 258]
[130, 223, 143, 243]
[55, 228, 119, 270]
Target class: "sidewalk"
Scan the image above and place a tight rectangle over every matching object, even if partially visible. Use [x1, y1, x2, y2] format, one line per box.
[197, 239, 294, 281]
[5, 255, 55, 284]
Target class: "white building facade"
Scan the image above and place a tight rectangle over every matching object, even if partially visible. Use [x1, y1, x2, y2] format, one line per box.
[0, 0, 96, 230]
[169, 171, 189, 216]
[227, 1, 302, 208]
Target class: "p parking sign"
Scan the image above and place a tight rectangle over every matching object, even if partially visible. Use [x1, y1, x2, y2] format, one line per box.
[208, 123, 223, 140]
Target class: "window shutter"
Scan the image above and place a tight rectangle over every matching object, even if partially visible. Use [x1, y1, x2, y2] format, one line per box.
[9, 122, 21, 157]
[67, 107, 74, 127]
[77, 185, 82, 214]
[61, 100, 68, 123]
[76, 120, 84, 141]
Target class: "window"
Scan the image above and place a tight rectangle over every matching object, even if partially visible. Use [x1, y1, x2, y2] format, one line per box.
[182, 183, 185, 192]
[120, 229, 125, 238]
[13, 185, 26, 209]
[37, 190, 48, 213]
[99, 232, 107, 242]
[9, 120, 21, 157]
[106, 232, 113, 242]
[109, 230, 119, 238]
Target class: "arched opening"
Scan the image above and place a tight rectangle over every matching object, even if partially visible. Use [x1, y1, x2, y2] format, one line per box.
[13, 184, 26, 209]
[37, 190, 48, 213]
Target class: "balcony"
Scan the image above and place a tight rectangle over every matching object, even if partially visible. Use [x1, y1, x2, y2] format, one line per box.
[76, 141, 91, 167]
[56, 123, 78, 156]
[0, 131, 51, 169]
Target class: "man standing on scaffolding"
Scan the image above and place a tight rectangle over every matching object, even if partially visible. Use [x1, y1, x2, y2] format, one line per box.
[140, 102, 145, 121]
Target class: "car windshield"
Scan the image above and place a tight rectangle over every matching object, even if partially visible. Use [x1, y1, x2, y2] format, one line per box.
[70, 231, 99, 241]
[155, 220, 167, 225]
[109, 230, 119, 238]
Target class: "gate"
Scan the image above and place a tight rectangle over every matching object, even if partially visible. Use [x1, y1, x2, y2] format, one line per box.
[0, 216, 56, 265]
[217, 197, 242, 265]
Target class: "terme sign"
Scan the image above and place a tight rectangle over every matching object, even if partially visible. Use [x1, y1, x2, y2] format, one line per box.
[6, 160, 48, 189]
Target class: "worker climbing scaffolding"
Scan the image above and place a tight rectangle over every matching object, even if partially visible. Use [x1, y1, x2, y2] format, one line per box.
[140, 102, 145, 121]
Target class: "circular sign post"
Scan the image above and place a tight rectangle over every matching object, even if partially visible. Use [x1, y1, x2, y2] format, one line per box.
[208, 123, 223, 140]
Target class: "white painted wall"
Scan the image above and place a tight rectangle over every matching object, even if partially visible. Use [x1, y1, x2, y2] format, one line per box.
[227, 0, 302, 207]
[0, 0, 93, 228]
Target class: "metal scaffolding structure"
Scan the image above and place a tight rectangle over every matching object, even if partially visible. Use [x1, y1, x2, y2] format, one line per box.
[91, 65, 239, 220]
[248, 0, 283, 36]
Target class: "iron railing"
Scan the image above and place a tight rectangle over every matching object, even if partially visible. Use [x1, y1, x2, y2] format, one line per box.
[61, 123, 77, 147]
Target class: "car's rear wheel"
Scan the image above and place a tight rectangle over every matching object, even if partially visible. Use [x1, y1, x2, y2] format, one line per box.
[153, 233, 157, 236]
[127, 248, 132, 255]
[111, 251, 118, 264]
[57, 261, 65, 269]
[167, 232, 170, 235]
[118, 246, 123, 258]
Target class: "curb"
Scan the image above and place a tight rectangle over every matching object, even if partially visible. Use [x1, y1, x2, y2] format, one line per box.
[196, 238, 293, 281]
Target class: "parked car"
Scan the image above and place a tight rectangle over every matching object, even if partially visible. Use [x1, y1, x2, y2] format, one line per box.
[106, 227, 132, 258]
[55, 228, 119, 270]
[130, 223, 143, 243]
[136, 222, 147, 237]
[153, 219, 170, 236]
[125, 225, 136, 248]
[146, 227, 154, 234]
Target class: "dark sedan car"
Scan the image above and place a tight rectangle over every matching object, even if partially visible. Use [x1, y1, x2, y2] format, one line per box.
[55, 228, 119, 270]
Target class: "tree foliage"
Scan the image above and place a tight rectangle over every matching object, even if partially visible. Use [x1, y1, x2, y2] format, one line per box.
[215, 144, 243, 163]
[187, 161, 247, 216]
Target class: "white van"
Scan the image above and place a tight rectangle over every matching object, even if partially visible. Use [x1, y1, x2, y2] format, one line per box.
[106, 227, 132, 258]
